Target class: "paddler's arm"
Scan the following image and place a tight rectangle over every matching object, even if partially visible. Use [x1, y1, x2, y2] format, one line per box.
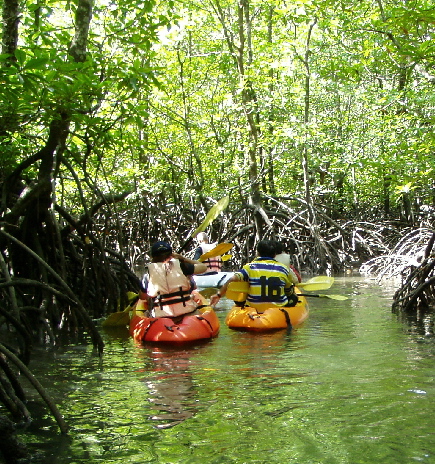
[209, 274, 241, 307]
[172, 253, 208, 275]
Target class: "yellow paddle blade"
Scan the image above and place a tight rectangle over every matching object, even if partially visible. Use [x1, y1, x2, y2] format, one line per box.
[102, 311, 131, 327]
[126, 291, 138, 300]
[199, 243, 233, 262]
[322, 294, 348, 300]
[226, 281, 249, 302]
[300, 276, 334, 285]
[198, 287, 218, 298]
[221, 254, 232, 262]
[101, 293, 139, 327]
[192, 196, 230, 237]
[298, 282, 334, 291]
[298, 276, 334, 291]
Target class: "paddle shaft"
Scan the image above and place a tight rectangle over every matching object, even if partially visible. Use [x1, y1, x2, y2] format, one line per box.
[178, 237, 194, 254]
[298, 293, 325, 298]
[297, 293, 348, 300]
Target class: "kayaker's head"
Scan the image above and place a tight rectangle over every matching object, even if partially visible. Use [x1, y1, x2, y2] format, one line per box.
[274, 241, 284, 254]
[196, 232, 209, 244]
[257, 240, 277, 259]
[151, 241, 172, 262]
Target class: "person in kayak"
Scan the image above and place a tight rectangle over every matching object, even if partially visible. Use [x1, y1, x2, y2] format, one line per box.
[273, 241, 301, 283]
[140, 241, 208, 318]
[209, 239, 298, 311]
[193, 232, 222, 275]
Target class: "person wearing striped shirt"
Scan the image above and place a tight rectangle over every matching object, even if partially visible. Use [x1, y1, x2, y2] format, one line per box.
[210, 240, 298, 311]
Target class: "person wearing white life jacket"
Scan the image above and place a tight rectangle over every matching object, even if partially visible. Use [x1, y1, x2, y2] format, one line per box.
[193, 232, 222, 275]
[274, 241, 301, 284]
[141, 241, 208, 318]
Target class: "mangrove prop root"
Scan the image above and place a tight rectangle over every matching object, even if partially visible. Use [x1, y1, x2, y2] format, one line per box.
[0, 343, 68, 434]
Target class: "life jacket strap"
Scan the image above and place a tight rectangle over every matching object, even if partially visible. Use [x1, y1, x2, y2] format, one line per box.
[155, 287, 191, 308]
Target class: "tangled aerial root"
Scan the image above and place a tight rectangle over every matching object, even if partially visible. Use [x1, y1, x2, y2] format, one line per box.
[360, 229, 435, 313]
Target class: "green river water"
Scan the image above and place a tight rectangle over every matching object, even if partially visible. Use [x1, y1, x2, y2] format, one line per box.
[20, 276, 435, 464]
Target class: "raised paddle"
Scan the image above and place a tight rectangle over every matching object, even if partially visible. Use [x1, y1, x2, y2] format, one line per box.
[221, 254, 232, 262]
[225, 276, 335, 295]
[199, 243, 233, 262]
[223, 277, 347, 302]
[297, 276, 335, 291]
[205, 281, 348, 302]
[179, 196, 230, 252]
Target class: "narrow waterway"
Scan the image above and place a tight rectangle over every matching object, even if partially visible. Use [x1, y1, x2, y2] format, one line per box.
[20, 276, 435, 464]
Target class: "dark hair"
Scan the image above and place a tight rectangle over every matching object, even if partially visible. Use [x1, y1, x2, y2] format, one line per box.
[256, 240, 276, 258]
[274, 241, 284, 254]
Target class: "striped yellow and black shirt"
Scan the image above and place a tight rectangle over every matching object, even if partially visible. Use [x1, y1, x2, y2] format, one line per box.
[234, 257, 294, 311]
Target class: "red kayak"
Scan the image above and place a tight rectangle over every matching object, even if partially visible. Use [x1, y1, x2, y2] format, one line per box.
[129, 298, 220, 343]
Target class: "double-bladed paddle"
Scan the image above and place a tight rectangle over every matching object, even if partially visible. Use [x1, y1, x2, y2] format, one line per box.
[203, 276, 348, 301]
[225, 276, 335, 294]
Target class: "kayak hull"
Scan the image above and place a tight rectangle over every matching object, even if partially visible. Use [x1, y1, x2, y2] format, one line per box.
[193, 272, 234, 288]
[225, 293, 308, 332]
[129, 299, 220, 343]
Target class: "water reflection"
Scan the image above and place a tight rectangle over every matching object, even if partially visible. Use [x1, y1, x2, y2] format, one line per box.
[399, 310, 435, 337]
[226, 330, 294, 372]
[134, 344, 203, 429]
[20, 277, 435, 464]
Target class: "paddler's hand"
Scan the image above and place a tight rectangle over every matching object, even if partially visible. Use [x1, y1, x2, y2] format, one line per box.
[210, 292, 222, 307]
[173, 253, 201, 264]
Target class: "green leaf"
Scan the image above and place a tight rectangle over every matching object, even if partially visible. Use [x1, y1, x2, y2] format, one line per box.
[22, 58, 49, 70]
[14, 49, 27, 66]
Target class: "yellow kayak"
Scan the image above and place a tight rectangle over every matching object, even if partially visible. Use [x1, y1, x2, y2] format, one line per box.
[225, 287, 308, 331]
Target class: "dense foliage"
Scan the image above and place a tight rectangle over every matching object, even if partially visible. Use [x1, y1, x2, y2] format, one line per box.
[0, 0, 435, 457]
